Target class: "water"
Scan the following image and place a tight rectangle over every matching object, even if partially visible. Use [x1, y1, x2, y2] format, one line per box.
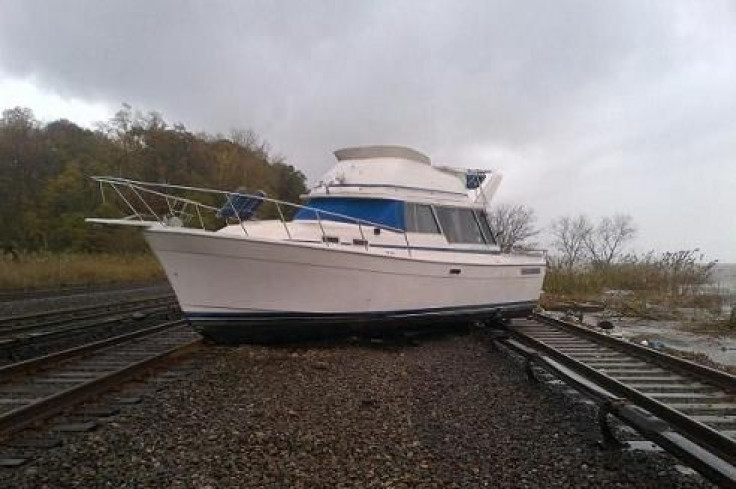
[710, 263, 736, 320]
[711, 263, 736, 296]
[584, 264, 736, 367]
[612, 318, 736, 366]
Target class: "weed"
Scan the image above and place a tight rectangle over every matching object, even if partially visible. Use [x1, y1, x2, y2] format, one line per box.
[543, 250, 719, 317]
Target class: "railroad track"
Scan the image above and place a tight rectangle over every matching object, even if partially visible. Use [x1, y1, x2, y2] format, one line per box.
[0, 294, 176, 334]
[0, 319, 200, 439]
[0, 296, 180, 358]
[499, 313, 736, 487]
[0, 282, 169, 303]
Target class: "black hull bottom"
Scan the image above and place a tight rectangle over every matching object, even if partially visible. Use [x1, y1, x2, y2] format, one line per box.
[187, 301, 536, 344]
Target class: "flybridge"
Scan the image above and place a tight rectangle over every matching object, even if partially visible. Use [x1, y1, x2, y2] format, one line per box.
[309, 145, 503, 205]
[334, 145, 494, 189]
[334, 145, 431, 165]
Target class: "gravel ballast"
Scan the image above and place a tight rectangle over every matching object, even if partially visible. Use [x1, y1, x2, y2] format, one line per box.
[1, 331, 713, 488]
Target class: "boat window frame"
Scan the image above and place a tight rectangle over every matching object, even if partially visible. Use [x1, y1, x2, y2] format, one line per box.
[430, 205, 445, 237]
[405, 202, 442, 234]
[474, 209, 496, 245]
[433, 205, 488, 245]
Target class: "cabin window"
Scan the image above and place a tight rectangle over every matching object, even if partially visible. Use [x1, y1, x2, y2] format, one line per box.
[476, 210, 496, 245]
[293, 198, 405, 230]
[435, 206, 486, 244]
[405, 203, 440, 234]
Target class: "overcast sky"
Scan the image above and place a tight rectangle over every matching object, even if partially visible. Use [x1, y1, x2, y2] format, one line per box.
[0, 0, 734, 261]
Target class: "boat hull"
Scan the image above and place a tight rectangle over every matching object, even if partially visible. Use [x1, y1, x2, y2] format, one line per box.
[185, 302, 536, 343]
[144, 229, 545, 343]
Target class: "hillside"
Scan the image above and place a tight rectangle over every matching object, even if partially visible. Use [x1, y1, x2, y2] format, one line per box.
[0, 105, 307, 253]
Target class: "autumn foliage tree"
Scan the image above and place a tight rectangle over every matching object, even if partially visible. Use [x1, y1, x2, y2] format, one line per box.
[0, 105, 307, 253]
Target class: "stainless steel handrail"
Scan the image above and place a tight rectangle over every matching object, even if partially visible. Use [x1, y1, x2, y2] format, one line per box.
[92, 176, 409, 251]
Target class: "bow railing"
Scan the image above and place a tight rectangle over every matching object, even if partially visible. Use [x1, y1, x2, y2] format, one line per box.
[91, 176, 412, 253]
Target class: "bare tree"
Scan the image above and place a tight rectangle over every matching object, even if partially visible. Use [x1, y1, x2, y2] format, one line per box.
[95, 103, 143, 176]
[230, 128, 270, 159]
[550, 215, 593, 269]
[487, 203, 539, 252]
[585, 214, 636, 266]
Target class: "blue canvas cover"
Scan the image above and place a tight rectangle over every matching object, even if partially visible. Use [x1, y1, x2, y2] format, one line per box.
[217, 190, 266, 220]
[466, 172, 487, 189]
[294, 198, 406, 230]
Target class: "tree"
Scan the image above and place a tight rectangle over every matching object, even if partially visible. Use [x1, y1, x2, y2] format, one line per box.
[550, 215, 594, 269]
[487, 203, 539, 252]
[585, 214, 636, 266]
[0, 107, 42, 246]
[0, 104, 309, 252]
[42, 161, 90, 250]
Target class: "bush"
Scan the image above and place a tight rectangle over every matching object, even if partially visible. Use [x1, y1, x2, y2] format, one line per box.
[544, 249, 717, 309]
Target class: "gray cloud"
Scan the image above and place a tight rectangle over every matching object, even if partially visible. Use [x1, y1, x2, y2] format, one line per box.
[0, 0, 734, 260]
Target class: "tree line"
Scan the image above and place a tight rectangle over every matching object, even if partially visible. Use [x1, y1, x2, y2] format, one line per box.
[489, 204, 637, 264]
[488, 204, 716, 293]
[0, 102, 715, 285]
[0, 105, 307, 253]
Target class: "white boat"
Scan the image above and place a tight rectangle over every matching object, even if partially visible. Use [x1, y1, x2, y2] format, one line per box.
[87, 145, 546, 342]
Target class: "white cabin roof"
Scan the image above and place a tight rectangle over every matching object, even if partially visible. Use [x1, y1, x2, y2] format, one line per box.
[334, 145, 431, 165]
[307, 145, 497, 207]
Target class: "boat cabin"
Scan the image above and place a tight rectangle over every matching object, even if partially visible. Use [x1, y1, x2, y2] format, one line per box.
[294, 198, 496, 246]
[293, 145, 500, 248]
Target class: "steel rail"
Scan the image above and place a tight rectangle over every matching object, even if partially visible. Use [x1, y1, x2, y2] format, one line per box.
[0, 282, 168, 303]
[0, 301, 177, 340]
[500, 315, 736, 488]
[507, 326, 736, 461]
[532, 312, 736, 392]
[0, 294, 175, 328]
[0, 319, 186, 380]
[502, 338, 736, 487]
[0, 302, 178, 343]
[0, 319, 200, 438]
[0, 304, 180, 360]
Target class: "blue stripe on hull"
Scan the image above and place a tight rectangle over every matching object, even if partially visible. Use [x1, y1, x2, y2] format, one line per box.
[185, 300, 536, 344]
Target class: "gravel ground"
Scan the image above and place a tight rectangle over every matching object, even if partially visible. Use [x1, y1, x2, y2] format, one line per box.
[0, 282, 173, 318]
[1, 331, 714, 488]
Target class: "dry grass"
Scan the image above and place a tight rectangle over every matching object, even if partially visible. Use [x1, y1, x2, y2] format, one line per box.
[542, 254, 728, 325]
[546, 265, 707, 298]
[546, 250, 713, 294]
[0, 252, 164, 290]
[544, 256, 719, 308]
